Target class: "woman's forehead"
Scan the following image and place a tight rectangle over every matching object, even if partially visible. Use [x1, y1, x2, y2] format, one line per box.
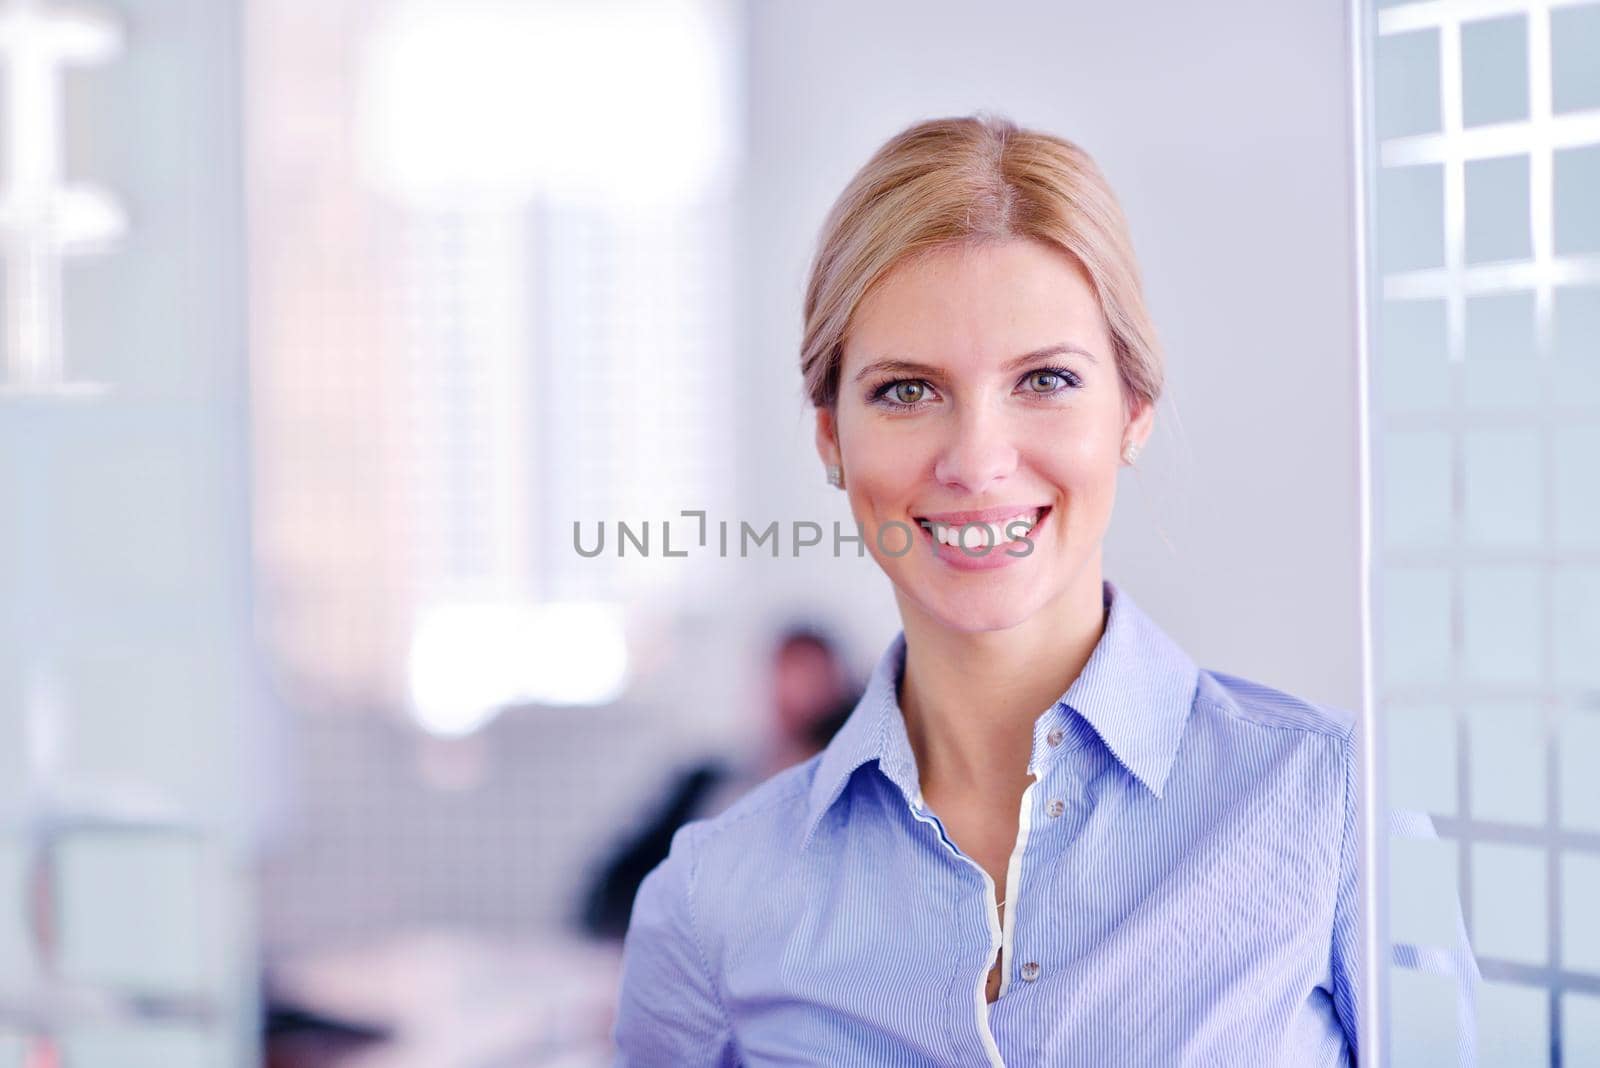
[844, 242, 1104, 362]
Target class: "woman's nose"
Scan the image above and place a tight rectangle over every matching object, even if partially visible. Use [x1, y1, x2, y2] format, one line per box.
[932, 406, 1019, 494]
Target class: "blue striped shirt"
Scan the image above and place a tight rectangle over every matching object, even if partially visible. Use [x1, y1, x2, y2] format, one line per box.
[613, 579, 1367, 1065]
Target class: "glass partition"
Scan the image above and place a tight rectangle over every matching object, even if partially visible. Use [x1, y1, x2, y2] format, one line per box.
[1365, 0, 1600, 1062]
[0, 0, 261, 1063]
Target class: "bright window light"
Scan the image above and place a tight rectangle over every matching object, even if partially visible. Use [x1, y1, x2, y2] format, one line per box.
[0, 0, 126, 391]
[355, 0, 738, 207]
[407, 601, 632, 736]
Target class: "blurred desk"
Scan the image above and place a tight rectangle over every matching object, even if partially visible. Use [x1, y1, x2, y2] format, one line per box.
[267, 928, 624, 1068]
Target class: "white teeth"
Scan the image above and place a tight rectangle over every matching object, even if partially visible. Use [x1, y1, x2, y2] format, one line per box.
[917, 510, 1041, 547]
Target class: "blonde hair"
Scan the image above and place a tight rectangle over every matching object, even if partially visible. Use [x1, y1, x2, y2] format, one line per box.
[801, 113, 1162, 417]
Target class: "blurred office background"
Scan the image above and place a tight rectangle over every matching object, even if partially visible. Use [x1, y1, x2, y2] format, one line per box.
[0, 0, 1593, 1064]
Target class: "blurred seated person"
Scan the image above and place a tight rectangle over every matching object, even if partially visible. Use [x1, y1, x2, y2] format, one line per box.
[579, 623, 860, 939]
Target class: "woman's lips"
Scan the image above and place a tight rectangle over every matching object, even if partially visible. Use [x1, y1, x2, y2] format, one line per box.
[913, 505, 1050, 570]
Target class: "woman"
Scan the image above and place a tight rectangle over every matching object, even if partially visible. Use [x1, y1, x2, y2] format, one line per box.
[612, 114, 1360, 1066]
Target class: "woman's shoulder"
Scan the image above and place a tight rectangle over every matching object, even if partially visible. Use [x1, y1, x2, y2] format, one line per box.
[652, 755, 822, 882]
[703, 754, 821, 832]
[1194, 667, 1356, 745]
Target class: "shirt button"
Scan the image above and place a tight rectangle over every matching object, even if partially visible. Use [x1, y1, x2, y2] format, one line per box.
[1045, 726, 1065, 747]
[1020, 961, 1041, 982]
[1045, 798, 1066, 819]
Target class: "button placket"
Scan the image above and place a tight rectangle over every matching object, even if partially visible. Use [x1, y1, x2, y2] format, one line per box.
[1036, 729, 1072, 823]
[1014, 723, 1072, 998]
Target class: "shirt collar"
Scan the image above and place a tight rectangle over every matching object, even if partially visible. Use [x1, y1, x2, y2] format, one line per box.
[801, 579, 1199, 849]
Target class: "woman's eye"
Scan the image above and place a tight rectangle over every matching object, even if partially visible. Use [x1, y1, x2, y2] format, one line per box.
[1023, 367, 1080, 394]
[887, 381, 927, 405]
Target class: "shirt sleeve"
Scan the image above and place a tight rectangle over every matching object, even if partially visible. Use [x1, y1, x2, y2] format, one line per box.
[1389, 807, 1483, 1067]
[1334, 713, 1484, 1067]
[612, 822, 740, 1067]
[1330, 729, 1362, 1061]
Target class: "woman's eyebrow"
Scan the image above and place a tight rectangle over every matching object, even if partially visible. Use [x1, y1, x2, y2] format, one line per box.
[851, 342, 1099, 383]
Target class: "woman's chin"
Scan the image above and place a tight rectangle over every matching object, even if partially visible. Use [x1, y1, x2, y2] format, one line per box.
[906, 583, 1044, 634]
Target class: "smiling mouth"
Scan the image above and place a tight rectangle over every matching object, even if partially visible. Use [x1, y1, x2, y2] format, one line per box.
[913, 506, 1050, 548]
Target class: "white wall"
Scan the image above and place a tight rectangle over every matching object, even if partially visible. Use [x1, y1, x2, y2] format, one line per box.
[736, 0, 1363, 711]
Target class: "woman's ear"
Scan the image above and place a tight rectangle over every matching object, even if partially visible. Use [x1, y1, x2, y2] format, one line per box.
[814, 405, 841, 467]
[1124, 394, 1155, 455]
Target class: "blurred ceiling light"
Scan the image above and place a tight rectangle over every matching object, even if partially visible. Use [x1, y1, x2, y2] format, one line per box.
[407, 601, 632, 736]
[355, 0, 737, 208]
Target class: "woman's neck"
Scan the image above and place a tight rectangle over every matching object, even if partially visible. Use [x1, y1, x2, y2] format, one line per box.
[896, 567, 1107, 804]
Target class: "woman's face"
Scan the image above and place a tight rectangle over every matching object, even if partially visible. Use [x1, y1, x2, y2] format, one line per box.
[816, 238, 1151, 634]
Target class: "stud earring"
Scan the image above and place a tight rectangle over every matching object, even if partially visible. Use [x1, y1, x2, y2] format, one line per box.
[826, 464, 844, 489]
[1122, 440, 1141, 465]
